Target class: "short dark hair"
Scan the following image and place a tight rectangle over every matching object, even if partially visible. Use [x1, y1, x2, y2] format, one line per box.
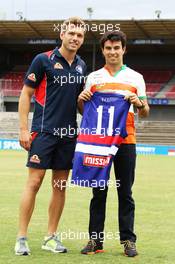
[100, 31, 127, 49]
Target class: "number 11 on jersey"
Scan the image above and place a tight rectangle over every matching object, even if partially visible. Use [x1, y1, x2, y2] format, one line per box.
[96, 105, 115, 136]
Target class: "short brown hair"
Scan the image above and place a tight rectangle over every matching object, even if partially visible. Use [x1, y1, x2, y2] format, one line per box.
[100, 31, 127, 49]
[61, 17, 86, 33]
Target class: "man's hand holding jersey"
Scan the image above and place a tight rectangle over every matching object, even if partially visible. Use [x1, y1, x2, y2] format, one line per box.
[125, 92, 149, 117]
[78, 89, 93, 101]
[124, 92, 143, 108]
[78, 89, 93, 114]
[78, 90, 149, 117]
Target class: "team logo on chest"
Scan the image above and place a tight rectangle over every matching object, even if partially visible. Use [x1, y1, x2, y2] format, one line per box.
[54, 62, 64, 69]
[75, 65, 83, 74]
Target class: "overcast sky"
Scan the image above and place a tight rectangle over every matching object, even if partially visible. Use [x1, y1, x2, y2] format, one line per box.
[0, 0, 175, 20]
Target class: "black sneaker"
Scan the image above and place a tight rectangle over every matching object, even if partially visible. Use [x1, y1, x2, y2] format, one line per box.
[81, 240, 104, 255]
[121, 240, 138, 257]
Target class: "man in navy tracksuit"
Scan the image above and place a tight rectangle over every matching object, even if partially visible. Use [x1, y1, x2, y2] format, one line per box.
[15, 17, 86, 255]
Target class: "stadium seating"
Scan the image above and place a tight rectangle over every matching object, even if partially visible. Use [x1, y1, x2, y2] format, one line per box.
[136, 69, 174, 98]
[136, 120, 175, 145]
[1, 112, 175, 145]
[0, 72, 25, 96]
[139, 70, 173, 83]
[0, 112, 32, 139]
[1, 69, 175, 99]
[146, 83, 163, 97]
[165, 85, 175, 99]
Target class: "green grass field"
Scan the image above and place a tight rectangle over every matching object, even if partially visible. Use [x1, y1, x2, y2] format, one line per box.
[0, 150, 175, 264]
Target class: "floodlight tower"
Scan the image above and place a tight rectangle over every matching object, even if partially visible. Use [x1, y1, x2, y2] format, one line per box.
[16, 11, 23, 21]
[155, 10, 162, 19]
[87, 7, 93, 20]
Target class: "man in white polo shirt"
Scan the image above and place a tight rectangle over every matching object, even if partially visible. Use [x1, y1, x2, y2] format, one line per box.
[78, 30, 149, 257]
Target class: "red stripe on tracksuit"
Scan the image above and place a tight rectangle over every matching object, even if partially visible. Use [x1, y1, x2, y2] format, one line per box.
[34, 74, 47, 106]
[34, 51, 53, 106]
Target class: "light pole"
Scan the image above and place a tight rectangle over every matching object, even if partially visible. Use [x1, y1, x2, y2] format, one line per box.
[16, 11, 23, 21]
[87, 7, 93, 20]
[155, 10, 161, 19]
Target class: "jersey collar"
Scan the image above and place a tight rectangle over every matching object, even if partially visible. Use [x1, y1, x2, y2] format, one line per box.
[104, 64, 126, 77]
[53, 47, 78, 62]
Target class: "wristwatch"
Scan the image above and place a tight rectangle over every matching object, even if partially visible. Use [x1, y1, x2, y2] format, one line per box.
[137, 100, 146, 109]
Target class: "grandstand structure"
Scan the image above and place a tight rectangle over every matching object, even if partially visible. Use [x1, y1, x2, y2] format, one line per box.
[0, 87, 4, 111]
[0, 19, 175, 143]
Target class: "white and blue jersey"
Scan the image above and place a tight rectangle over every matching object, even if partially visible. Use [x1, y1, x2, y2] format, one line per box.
[71, 92, 130, 187]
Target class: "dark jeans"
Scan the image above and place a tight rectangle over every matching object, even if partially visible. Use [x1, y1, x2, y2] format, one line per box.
[89, 144, 137, 243]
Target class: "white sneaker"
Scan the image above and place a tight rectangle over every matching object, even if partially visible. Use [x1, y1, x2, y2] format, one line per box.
[41, 234, 67, 253]
[14, 237, 31, 256]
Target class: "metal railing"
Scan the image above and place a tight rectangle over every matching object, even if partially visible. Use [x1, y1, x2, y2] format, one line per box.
[147, 91, 175, 99]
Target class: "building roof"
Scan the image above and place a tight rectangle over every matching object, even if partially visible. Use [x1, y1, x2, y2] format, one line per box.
[0, 19, 175, 42]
